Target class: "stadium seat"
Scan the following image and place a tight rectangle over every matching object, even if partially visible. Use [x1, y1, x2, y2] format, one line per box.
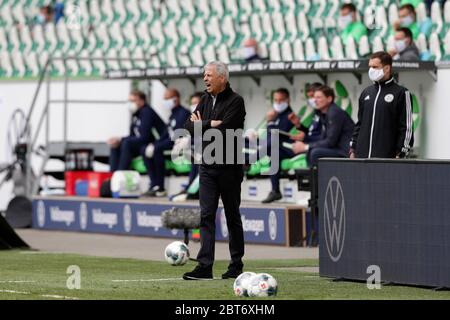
[388, 3, 399, 26]
[224, 0, 239, 17]
[317, 35, 331, 60]
[280, 40, 293, 61]
[250, 14, 263, 42]
[136, 21, 152, 50]
[443, 29, 450, 60]
[272, 12, 286, 41]
[285, 10, 299, 42]
[204, 44, 217, 63]
[269, 41, 281, 61]
[344, 36, 359, 60]
[56, 21, 70, 53]
[66, 52, 79, 76]
[210, 0, 224, 17]
[430, 0, 444, 36]
[125, 0, 140, 24]
[330, 35, 345, 60]
[416, 2, 428, 25]
[217, 43, 231, 64]
[0, 50, 14, 77]
[0, 27, 7, 52]
[119, 47, 133, 70]
[8, 26, 21, 52]
[293, 38, 306, 61]
[429, 32, 442, 61]
[372, 35, 385, 52]
[221, 15, 236, 48]
[445, 1, 450, 31]
[358, 35, 371, 57]
[297, 11, 310, 42]
[240, 0, 253, 17]
[89, 0, 102, 25]
[305, 37, 319, 60]
[207, 16, 222, 47]
[101, 0, 115, 25]
[79, 49, 93, 76]
[261, 12, 274, 43]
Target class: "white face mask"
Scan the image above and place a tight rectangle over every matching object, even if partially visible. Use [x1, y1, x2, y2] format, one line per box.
[307, 98, 317, 109]
[368, 67, 385, 82]
[400, 15, 414, 27]
[394, 39, 407, 53]
[190, 104, 198, 113]
[163, 98, 176, 109]
[273, 101, 289, 113]
[339, 13, 353, 29]
[127, 102, 138, 114]
[242, 46, 256, 59]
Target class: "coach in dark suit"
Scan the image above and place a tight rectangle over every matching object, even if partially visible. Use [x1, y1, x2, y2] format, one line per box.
[183, 61, 246, 280]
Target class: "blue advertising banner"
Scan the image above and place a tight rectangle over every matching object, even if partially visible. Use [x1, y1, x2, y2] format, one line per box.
[32, 197, 288, 245]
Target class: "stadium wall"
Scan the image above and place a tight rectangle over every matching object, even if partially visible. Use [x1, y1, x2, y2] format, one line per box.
[1, 67, 449, 210]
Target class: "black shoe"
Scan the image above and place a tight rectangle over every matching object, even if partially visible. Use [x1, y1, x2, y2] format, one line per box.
[183, 265, 213, 280]
[222, 268, 243, 279]
[262, 191, 282, 204]
[142, 186, 166, 198]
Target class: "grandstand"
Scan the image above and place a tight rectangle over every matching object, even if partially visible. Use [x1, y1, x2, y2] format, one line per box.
[0, 0, 449, 79]
[1, 0, 450, 302]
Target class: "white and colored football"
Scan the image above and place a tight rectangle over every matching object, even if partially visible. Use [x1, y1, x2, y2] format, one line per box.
[247, 273, 278, 297]
[164, 241, 190, 266]
[233, 272, 256, 297]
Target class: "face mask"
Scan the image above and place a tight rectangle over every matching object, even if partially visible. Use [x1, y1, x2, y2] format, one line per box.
[163, 98, 176, 109]
[242, 46, 256, 59]
[368, 67, 385, 82]
[127, 102, 138, 114]
[307, 98, 317, 109]
[190, 104, 198, 113]
[400, 15, 414, 27]
[339, 14, 353, 29]
[37, 14, 45, 24]
[273, 102, 289, 113]
[394, 39, 407, 53]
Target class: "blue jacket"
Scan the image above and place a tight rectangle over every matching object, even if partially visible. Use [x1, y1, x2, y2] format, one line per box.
[309, 103, 355, 155]
[267, 106, 295, 146]
[155, 105, 190, 150]
[128, 103, 166, 146]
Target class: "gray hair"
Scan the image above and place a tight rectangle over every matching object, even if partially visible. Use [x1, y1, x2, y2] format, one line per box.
[204, 61, 229, 81]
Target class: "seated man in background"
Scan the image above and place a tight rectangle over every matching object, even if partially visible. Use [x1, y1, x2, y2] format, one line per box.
[339, 3, 368, 45]
[389, 27, 420, 61]
[142, 88, 190, 197]
[393, 4, 432, 39]
[288, 82, 323, 144]
[261, 88, 296, 204]
[108, 90, 166, 173]
[241, 38, 266, 62]
[291, 86, 355, 167]
[170, 91, 204, 201]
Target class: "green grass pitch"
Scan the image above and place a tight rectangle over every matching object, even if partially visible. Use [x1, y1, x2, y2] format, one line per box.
[0, 250, 449, 300]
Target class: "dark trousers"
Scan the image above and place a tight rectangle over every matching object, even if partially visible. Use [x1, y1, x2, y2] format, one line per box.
[307, 147, 347, 167]
[186, 163, 199, 189]
[109, 137, 146, 172]
[197, 165, 245, 269]
[269, 145, 295, 192]
[143, 146, 167, 189]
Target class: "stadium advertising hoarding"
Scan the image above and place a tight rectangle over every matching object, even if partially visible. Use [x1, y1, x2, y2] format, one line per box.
[105, 60, 436, 80]
[32, 198, 287, 245]
[319, 159, 450, 288]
